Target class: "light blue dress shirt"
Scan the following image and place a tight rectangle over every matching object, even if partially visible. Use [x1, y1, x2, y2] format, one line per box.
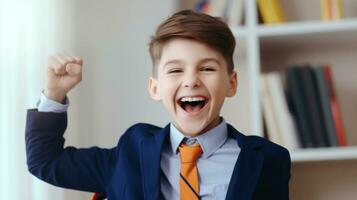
[38, 93, 241, 199]
[161, 120, 240, 200]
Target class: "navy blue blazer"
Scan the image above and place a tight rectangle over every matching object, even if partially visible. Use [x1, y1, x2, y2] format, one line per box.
[25, 109, 291, 200]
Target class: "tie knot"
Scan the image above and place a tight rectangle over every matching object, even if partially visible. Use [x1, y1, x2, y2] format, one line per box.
[179, 143, 203, 163]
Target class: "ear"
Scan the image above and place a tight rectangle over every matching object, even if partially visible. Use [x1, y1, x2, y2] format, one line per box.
[226, 71, 238, 97]
[148, 77, 161, 101]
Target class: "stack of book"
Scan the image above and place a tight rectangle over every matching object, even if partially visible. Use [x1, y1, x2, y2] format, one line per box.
[257, 0, 285, 24]
[321, 0, 343, 21]
[257, 0, 344, 24]
[261, 65, 347, 150]
[194, 0, 244, 26]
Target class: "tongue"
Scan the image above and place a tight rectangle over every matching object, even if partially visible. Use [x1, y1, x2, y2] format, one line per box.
[185, 104, 202, 113]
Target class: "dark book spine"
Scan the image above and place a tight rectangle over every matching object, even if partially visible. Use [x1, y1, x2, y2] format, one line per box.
[312, 66, 338, 146]
[286, 67, 314, 148]
[299, 66, 328, 147]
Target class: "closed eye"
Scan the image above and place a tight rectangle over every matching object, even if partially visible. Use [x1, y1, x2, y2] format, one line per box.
[200, 67, 216, 72]
[168, 69, 183, 74]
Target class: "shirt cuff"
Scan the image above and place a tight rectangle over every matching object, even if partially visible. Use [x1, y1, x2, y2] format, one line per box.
[37, 92, 69, 113]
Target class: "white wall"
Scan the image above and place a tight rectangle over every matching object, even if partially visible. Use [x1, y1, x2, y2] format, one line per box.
[59, 0, 176, 199]
[61, 0, 175, 144]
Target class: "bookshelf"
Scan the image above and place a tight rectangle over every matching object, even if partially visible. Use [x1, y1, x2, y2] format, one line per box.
[291, 146, 357, 162]
[257, 18, 357, 36]
[178, 0, 357, 199]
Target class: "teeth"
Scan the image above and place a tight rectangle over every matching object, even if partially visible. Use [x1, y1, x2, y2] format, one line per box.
[180, 97, 206, 102]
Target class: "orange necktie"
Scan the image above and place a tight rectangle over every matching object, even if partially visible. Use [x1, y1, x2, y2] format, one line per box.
[179, 142, 203, 200]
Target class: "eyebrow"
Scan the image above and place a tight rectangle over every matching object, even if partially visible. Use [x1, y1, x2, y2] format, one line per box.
[163, 59, 184, 68]
[163, 58, 221, 68]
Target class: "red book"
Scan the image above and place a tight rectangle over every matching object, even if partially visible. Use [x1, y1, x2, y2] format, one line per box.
[324, 65, 347, 146]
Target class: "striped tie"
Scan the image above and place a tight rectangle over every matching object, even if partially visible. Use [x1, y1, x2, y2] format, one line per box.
[179, 142, 202, 200]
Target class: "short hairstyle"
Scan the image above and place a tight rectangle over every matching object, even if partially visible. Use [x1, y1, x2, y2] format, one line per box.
[148, 9, 236, 77]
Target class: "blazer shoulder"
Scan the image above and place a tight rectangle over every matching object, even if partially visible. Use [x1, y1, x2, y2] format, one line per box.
[113, 123, 163, 154]
[118, 123, 163, 143]
[247, 135, 290, 162]
[125, 122, 162, 136]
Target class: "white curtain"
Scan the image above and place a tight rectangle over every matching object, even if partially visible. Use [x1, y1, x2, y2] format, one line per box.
[0, 0, 69, 199]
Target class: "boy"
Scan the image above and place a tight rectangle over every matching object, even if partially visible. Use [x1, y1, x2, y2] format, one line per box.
[26, 10, 291, 200]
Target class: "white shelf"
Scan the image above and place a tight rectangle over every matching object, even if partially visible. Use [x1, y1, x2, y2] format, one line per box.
[291, 146, 357, 162]
[259, 19, 357, 50]
[257, 18, 357, 37]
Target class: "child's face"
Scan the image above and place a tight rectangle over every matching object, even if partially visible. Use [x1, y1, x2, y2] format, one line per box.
[148, 38, 237, 136]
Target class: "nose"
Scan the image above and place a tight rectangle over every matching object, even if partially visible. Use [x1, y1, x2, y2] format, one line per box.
[183, 72, 201, 88]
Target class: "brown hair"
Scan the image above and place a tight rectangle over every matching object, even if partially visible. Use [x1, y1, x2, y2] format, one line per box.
[148, 9, 236, 76]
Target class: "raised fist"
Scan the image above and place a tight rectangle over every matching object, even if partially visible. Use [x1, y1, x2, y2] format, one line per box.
[44, 54, 83, 103]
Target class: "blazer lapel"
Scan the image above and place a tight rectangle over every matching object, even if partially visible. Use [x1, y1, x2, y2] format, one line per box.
[140, 124, 170, 200]
[225, 124, 264, 200]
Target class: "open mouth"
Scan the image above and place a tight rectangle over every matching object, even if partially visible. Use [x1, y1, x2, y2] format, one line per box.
[177, 96, 208, 114]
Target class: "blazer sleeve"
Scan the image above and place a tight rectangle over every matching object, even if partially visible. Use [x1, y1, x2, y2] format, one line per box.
[25, 109, 120, 194]
[278, 149, 291, 200]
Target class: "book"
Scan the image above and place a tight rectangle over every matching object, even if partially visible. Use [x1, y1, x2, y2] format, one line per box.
[321, 0, 343, 21]
[299, 66, 329, 147]
[286, 67, 314, 148]
[226, 0, 244, 26]
[264, 72, 300, 150]
[324, 65, 348, 146]
[257, 0, 285, 24]
[312, 66, 338, 146]
[260, 75, 283, 145]
[207, 0, 227, 18]
[333, 0, 343, 19]
[194, 0, 244, 27]
[194, 0, 210, 13]
[321, 0, 331, 20]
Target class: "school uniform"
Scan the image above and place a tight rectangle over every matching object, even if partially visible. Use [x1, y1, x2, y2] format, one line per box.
[25, 95, 290, 200]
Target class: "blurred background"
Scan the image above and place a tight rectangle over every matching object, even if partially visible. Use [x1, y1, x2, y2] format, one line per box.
[1, 0, 357, 200]
[0, 0, 176, 199]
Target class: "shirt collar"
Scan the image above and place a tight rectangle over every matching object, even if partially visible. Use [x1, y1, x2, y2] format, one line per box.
[169, 118, 228, 158]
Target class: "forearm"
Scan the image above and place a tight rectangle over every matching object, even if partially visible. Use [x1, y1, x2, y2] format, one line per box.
[25, 109, 68, 182]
